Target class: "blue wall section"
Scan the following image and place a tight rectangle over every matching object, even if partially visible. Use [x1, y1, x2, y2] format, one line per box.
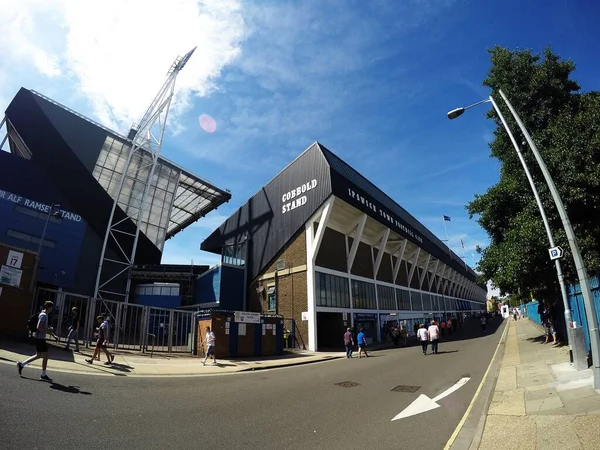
[195, 265, 221, 304]
[194, 264, 244, 309]
[220, 265, 244, 310]
[0, 152, 87, 290]
[525, 301, 542, 327]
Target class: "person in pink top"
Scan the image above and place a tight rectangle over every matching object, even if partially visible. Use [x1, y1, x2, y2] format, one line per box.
[428, 321, 441, 354]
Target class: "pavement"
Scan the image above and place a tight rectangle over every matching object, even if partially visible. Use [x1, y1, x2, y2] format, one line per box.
[0, 340, 346, 377]
[0, 318, 504, 450]
[452, 318, 600, 450]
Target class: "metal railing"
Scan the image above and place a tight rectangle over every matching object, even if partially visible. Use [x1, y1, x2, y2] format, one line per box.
[33, 287, 195, 354]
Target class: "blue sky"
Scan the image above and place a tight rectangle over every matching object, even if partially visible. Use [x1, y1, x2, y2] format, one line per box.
[1, 0, 599, 271]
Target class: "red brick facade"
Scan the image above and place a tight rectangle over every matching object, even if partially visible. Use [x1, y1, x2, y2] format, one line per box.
[248, 228, 308, 349]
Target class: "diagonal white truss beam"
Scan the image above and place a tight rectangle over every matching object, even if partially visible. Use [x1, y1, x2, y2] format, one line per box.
[373, 228, 390, 278]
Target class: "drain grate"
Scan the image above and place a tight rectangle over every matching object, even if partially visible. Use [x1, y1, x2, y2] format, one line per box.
[335, 381, 360, 388]
[391, 385, 421, 393]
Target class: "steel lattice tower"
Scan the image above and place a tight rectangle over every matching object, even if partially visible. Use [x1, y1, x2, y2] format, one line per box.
[94, 47, 196, 302]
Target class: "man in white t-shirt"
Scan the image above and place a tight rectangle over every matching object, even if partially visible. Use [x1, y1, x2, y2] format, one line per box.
[201, 326, 217, 366]
[428, 321, 440, 355]
[18, 301, 58, 381]
[417, 324, 429, 355]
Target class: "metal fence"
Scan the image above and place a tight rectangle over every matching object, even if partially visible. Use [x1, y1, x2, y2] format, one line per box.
[33, 287, 195, 354]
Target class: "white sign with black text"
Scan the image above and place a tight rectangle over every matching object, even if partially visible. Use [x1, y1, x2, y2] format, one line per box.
[281, 179, 318, 214]
[0, 265, 22, 288]
[7, 250, 23, 269]
[234, 311, 261, 324]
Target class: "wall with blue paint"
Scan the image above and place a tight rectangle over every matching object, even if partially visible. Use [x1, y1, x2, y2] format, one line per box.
[525, 301, 542, 327]
[0, 152, 87, 290]
[568, 274, 600, 355]
[194, 264, 244, 309]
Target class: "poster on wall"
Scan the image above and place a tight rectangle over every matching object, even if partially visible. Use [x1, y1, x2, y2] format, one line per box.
[6, 250, 23, 269]
[0, 265, 22, 288]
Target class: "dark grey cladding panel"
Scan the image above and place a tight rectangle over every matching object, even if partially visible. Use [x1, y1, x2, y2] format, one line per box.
[5, 88, 160, 265]
[29, 89, 110, 172]
[320, 143, 476, 282]
[201, 143, 332, 280]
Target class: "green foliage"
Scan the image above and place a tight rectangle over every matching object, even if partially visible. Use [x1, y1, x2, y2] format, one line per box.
[468, 46, 600, 301]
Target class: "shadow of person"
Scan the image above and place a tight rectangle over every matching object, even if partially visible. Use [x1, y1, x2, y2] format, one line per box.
[49, 382, 92, 395]
[435, 350, 459, 355]
[105, 362, 133, 373]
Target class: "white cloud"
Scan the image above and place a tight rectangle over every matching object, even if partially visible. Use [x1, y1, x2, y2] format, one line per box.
[0, 0, 246, 130]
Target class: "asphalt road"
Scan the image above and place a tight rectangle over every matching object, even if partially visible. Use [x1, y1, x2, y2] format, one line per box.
[0, 318, 505, 450]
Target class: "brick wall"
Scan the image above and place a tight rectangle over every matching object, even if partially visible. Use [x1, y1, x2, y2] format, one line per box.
[249, 228, 309, 349]
[0, 244, 36, 339]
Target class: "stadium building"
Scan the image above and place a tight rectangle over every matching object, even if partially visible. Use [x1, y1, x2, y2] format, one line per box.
[201, 143, 487, 351]
[0, 88, 230, 305]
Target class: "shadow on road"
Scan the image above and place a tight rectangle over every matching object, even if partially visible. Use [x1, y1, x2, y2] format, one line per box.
[433, 350, 459, 355]
[49, 382, 92, 395]
[21, 376, 92, 395]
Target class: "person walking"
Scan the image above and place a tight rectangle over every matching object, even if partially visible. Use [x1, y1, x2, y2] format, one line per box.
[64, 307, 80, 352]
[17, 301, 57, 381]
[480, 315, 487, 333]
[201, 326, 217, 366]
[343, 327, 354, 358]
[85, 315, 114, 365]
[356, 328, 369, 358]
[428, 320, 440, 355]
[417, 323, 429, 355]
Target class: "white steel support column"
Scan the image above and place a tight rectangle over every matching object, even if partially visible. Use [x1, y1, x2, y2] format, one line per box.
[373, 228, 390, 279]
[347, 214, 367, 272]
[418, 254, 431, 290]
[305, 196, 335, 352]
[94, 47, 196, 303]
[437, 264, 448, 293]
[392, 239, 408, 284]
[407, 248, 421, 286]
[428, 259, 440, 291]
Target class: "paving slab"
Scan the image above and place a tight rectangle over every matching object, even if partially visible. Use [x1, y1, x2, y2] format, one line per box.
[462, 319, 600, 449]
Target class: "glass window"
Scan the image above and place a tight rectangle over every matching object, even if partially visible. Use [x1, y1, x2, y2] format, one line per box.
[267, 286, 277, 311]
[351, 279, 376, 309]
[377, 285, 396, 310]
[411, 292, 422, 311]
[315, 272, 350, 308]
[396, 289, 411, 310]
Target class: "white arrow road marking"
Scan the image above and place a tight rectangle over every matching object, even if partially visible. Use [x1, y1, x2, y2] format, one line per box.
[391, 377, 470, 421]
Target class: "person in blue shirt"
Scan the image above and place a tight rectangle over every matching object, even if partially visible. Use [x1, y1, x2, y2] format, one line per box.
[356, 328, 369, 358]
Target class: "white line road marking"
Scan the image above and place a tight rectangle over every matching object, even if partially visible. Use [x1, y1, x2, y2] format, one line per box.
[391, 377, 471, 421]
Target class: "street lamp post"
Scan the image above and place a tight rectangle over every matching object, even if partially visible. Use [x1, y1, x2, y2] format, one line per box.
[447, 93, 575, 363]
[498, 89, 600, 388]
[30, 204, 61, 312]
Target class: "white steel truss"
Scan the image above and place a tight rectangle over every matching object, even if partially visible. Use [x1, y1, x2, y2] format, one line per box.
[94, 48, 196, 302]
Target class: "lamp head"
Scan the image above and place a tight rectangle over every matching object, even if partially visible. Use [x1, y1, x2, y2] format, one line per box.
[447, 108, 465, 120]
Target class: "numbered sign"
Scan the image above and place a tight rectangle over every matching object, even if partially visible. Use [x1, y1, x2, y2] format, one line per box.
[7, 250, 23, 269]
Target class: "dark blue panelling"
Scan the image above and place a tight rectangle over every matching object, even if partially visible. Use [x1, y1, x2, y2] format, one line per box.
[566, 273, 600, 355]
[194, 266, 221, 304]
[254, 322, 262, 357]
[0, 155, 87, 290]
[229, 321, 238, 358]
[135, 294, 181, 309]
[276, 321, 283, 355]
[219, 265, 244, 310]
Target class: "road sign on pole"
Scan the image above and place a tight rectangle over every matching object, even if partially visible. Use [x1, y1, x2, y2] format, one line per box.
[549, 246, 564, 261]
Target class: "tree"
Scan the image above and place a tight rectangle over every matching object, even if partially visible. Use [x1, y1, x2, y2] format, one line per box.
[468, 46, 600, 303]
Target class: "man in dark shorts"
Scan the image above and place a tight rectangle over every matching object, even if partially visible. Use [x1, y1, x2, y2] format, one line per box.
[86, 315, 114, 365]
[17, 301, 56, 381]
[201, 326, 217, 366]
